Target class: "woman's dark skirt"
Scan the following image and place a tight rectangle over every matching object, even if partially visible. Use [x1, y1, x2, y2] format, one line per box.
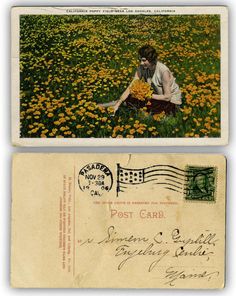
[125, 95, 176, 115]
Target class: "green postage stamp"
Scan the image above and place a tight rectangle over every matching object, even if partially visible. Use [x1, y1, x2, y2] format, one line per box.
[185, 166, 217, 202]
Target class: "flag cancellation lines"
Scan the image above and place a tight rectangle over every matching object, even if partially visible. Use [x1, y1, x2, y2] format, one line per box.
[116, 164, 214, 196]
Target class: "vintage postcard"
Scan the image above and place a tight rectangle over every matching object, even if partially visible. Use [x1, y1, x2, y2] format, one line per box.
[11, 6, 228, 146]
[11, 153, 226, 288]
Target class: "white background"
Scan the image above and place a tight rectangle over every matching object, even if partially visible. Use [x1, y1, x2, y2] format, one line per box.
[0, 0, 235, 295]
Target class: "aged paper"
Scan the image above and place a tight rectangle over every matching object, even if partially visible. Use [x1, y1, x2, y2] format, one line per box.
[11, 6, 228, 146]
[11, 153, 226, 288]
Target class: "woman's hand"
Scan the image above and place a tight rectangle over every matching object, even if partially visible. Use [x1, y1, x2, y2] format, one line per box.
[113, 89, 130, 115]
[111, 73, 137, 115]
[164, 94, 172, 101]
[113, 103, 120, 115]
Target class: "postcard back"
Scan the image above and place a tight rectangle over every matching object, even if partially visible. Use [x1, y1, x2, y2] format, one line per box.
[11, 153, 226, 288]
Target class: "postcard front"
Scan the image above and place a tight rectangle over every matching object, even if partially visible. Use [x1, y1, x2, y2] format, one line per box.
[11, 153, 226, 288]
[11, 6, 228, 146]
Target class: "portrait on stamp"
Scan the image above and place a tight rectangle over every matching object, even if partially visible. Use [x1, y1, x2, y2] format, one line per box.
[185, 166, 216, 201]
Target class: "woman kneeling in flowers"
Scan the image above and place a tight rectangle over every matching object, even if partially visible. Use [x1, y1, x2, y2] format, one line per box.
[103, 45, 182, 115]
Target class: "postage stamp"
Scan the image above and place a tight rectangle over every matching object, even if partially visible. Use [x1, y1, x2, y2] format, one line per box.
[184, 166, 217, 202]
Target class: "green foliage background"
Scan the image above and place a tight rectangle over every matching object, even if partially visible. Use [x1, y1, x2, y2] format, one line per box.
[20, 15, 221, 138]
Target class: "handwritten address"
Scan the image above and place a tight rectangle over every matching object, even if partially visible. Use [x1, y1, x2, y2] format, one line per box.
[78, 226, 220, 286]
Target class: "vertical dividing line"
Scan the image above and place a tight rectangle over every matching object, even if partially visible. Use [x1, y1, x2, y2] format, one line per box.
[116, 163, 120, 197]
[73, 165, 76, 277]
[142, 168, 145, 183]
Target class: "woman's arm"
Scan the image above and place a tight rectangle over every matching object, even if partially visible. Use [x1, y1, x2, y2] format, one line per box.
[113, 71, 139, 113]
[151, 71, 172, 101]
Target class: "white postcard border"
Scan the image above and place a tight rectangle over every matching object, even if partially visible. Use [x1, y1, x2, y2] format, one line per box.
[11, 6, 228, 146]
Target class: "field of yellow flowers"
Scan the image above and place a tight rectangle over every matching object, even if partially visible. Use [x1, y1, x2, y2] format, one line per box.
[20, 15, 221, 138]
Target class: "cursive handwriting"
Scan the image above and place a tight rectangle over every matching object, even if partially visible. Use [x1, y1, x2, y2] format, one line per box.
[115, 243, 169, 272]
[97, 225, 149, 244]
[164, 267, 220, 286]
[172, 228, 218, 246]
[78, 226, 218, 272]
[174, 245, 214, 261]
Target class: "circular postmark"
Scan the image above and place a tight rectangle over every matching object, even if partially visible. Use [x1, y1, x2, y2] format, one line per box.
[78, 162, 113, 197]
